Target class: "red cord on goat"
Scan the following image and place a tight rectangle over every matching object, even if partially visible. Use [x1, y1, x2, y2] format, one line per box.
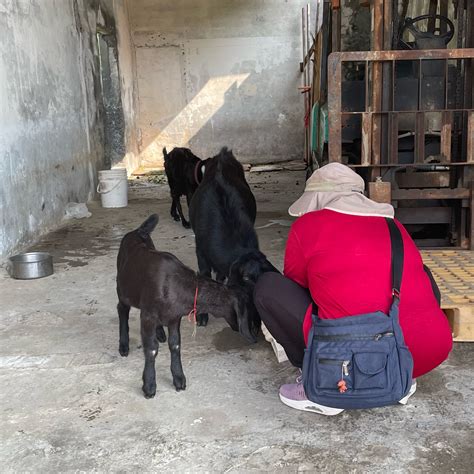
[187, 286, 199, 337]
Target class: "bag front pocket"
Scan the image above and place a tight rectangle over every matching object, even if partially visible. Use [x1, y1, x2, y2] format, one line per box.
[353, 352, 389, 390]
[316, 356, 353, 391]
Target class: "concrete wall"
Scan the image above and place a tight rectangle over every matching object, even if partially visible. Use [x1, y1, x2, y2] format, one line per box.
[0, 0, 107, 258]
[129, 0, 306, 166]
[0, 0, 304, 257]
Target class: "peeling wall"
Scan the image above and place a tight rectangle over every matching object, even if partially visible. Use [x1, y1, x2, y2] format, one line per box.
[110, 0, 140, 173]
[341, 0, 370, 52]
[0, 0, 105, 258]
[129, 0, 306, 166]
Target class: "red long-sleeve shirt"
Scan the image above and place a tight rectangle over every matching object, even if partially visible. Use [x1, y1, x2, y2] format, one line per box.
[284, 209, 452, 378]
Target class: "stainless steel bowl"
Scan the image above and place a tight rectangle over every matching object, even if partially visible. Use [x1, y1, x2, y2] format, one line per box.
[8, 252, 54, 279]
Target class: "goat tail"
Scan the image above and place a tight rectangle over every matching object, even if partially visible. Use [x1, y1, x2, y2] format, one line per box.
[138, 214, 159, 238]
[163, 147, 168, 160]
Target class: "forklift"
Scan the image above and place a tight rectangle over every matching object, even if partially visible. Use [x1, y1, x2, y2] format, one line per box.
[301, 0, 474, 248]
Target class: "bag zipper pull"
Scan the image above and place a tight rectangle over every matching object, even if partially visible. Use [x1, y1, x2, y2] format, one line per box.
[337, 360, 350, 393]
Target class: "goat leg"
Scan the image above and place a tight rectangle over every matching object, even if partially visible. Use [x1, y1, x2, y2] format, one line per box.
[141, 312, 159, 398]
[117, 301, 130, 357]
[168, 319, 186, 391]
[170, 195, 180, 221]
[196, 313, 209, 326]
[199, 272, 225, 325]
[196, 249, 211, 278]
[175, 195, 190, 229]
[195, 250, 211, 326]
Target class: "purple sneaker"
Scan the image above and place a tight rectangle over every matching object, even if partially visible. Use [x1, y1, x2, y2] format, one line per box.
[279, 382, 344, 416]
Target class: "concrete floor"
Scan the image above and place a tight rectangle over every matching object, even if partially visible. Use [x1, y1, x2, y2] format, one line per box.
[1, 171, 473, 473]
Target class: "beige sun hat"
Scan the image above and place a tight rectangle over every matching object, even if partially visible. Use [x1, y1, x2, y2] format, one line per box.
[289, 163, 394, 218]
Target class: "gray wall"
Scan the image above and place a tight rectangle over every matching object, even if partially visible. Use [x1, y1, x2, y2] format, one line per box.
[129, 0, 306, 165]
[0, 0, 304, 257]
[0, 0, 106, 258]
[104, 0, 140, 173]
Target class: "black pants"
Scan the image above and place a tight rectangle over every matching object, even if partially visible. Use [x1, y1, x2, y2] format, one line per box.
[254, 272, 310, 368]
[254, 269, 441, 369]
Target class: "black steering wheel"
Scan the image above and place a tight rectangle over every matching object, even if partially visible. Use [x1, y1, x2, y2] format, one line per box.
[400, 14, 455, 50]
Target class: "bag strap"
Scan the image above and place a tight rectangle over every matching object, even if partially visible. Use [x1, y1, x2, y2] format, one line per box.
[385, 218, 404, 299]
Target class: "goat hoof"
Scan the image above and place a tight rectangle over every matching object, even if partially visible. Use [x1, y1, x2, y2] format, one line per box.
[172, 215, 180, 222]
[182, 221, 191, 229]
[196, 313, 209, 326]
[142, 384, 156, 399]
[173, 375, 187, 391]
[119, 344, 129, 357]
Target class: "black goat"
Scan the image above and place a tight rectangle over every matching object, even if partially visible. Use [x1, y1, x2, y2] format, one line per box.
[163, 147, 205, 228]
[189, 147, 279, 326]
[116, 214, 257, 399]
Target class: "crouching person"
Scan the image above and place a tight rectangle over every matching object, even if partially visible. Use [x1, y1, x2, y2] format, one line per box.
[254, 163, 452, 415]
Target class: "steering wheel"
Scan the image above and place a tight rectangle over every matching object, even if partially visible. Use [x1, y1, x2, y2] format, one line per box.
[400, 14, 455, 50]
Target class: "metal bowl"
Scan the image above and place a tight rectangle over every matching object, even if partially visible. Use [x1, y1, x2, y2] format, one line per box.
[8, 252, 54, 280]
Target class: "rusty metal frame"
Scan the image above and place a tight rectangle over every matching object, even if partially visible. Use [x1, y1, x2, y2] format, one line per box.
[328, 48, 474, 165]
[327, 48, 474, 249]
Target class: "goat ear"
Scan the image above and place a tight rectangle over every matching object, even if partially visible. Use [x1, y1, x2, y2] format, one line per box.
[225, 301, 239, 332]
[230, 253, 247, 275]
[228, 259, 243, 287]
[228, 259, 238, 277]
[235, 299, 257, 343]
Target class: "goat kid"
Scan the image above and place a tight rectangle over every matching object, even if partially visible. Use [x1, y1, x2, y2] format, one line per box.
[116, 214, 257, 398]
[163, 147, 206, 228]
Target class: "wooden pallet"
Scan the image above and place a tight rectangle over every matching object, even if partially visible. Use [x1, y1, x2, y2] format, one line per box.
[422, 250, 474, 342]
[443, 306, 474, 342]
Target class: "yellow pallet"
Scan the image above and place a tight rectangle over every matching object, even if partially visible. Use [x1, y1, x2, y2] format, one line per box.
[422, 250, 474, 341]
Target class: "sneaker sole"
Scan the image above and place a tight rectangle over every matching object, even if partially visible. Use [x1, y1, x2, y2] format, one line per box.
[279, 393, 344, 416]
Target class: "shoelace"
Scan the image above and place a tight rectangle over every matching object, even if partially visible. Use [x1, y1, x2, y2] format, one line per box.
[296, 368, 303, 384]
[296, 382, 307, 398]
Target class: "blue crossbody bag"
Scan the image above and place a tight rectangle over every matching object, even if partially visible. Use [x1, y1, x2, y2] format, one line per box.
[302, 218, 413, 409]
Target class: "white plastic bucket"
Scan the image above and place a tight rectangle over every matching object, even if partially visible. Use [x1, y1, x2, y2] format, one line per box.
[97, 169, 128, 208]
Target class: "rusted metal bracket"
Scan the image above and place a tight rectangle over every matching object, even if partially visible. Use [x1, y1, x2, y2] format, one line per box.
[328, 48, 474, 164]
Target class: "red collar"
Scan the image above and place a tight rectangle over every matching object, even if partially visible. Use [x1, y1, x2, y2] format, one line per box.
[188, 286, 199, 325]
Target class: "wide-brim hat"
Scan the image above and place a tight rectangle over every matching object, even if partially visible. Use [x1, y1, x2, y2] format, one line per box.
[288, 163, 393, 218]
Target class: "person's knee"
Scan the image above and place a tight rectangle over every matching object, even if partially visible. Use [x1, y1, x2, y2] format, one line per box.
[254, 272, 285, 310]
[410, 325, 453, 378]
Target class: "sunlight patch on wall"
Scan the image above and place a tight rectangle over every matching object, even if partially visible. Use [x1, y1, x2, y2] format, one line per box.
[139, 73, 249, 165]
